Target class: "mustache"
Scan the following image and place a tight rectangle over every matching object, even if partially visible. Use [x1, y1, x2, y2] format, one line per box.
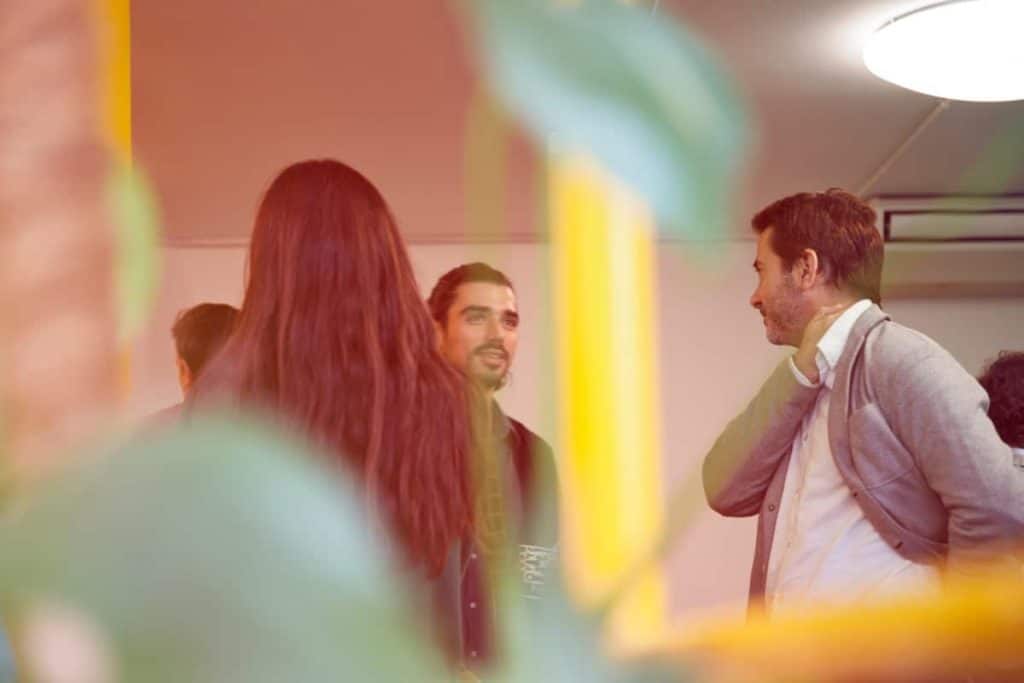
[473, 343, 508, 359]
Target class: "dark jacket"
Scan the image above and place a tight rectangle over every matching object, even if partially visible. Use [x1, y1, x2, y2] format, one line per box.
[438, 405, 559, 670]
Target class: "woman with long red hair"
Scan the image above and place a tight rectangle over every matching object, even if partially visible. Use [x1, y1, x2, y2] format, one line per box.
[194, 159, 476, 578]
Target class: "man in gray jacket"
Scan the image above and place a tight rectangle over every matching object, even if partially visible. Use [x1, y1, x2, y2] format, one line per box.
[703, 188, 1024, 614]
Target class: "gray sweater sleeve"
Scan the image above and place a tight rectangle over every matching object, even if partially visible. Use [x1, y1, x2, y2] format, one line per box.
[703, 358, 821, 517]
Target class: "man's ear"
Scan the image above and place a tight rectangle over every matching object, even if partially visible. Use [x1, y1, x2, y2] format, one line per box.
[433, 320, 445, 350]
[176, 356, 193, 396]
[794, 248, 821, 290]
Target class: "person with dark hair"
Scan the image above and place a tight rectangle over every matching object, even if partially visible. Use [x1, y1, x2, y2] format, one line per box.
[171, 302, 238, 397]
[427, 262, 559, 663]
[979, 351, 1024, 466]
[148, 302, 238, 424]
[703, 188, 1024, 614]
[429, 263, 518, 394]
[191, 159, 485, 670]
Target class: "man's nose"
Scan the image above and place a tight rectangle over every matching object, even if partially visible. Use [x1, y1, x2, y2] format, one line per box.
[485, 316, 505, 340]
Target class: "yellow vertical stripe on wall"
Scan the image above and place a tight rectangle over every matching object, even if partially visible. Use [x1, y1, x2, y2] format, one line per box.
[550, 154, 666, 648]
[98, 0, 134, 396]
[101, 0, 132, 165]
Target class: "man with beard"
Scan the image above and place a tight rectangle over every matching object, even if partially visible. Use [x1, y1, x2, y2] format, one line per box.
[703, 189, 1024, 615]
[428, 262, 558, 666]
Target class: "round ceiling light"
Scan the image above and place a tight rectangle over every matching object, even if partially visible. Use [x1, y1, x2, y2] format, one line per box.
[863, 0, 1024, 102]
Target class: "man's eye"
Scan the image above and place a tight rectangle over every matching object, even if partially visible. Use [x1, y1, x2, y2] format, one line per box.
[503, 317, 519, 329]
[467, 313, 486, 323]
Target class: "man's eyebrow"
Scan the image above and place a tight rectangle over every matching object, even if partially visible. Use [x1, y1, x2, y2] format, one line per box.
[458, 305, 492, 316]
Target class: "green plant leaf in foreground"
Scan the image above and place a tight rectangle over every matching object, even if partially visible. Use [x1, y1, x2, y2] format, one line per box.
[0, 416, 447, 682]
[493, 565, 689, 683]
[110, 161, 161, 344]
[0, 416, 695, 681]
[458, 0, 749, 240]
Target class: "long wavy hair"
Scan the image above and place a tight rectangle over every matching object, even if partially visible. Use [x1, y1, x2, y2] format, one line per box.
[197, 159, 475, 575]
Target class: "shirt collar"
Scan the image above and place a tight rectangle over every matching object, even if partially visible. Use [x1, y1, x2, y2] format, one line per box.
[1013, 447, 1024, 469]
[815, 299, 873, 388]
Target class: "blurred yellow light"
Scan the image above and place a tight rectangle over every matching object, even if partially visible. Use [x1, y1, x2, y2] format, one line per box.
[550, 154, 666, 648]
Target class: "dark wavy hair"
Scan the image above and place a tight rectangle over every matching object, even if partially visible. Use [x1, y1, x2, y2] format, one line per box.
[171, 303, 238, 377]
[978, 351, 1024, 448]
[426, 262, 514, 325]
[196, 159, 475, 574]
[752, 188, 884, 303]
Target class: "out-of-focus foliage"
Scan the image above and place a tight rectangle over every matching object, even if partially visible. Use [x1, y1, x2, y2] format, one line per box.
[0, 417, 447, 682]
[455, 0, 748, 240]
[110, 161, 160, 343]
[463, 88, 511, 240]
[1, 416, 1021, 681]
[0, 417, 690, 681]
[0, 628, 12, 683]
[493, 570, 684, 683]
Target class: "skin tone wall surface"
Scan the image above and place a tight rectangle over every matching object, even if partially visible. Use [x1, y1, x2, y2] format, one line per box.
[130, 241, 1024, 622]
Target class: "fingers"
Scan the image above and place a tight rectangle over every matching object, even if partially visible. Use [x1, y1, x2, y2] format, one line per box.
[814, 303, 849, 322]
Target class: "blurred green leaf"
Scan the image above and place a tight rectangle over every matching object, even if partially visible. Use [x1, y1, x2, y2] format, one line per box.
[0, 416, 447, 682]
[109, 162, 161, 343]
[0, 628, 11, 683]
[494, 567, 687, 683]
[0, 416, 692, 681]
[464, 88, 510, 240]
[456, 0, 748, 239]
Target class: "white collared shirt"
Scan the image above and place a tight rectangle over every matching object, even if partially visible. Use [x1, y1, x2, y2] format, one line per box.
[765, 299, 938, 613]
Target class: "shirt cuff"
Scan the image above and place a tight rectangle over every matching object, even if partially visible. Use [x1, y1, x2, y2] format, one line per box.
[789, 356, 819, 388]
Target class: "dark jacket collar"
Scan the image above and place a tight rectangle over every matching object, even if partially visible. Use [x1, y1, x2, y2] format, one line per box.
[490, 399, 512, 440]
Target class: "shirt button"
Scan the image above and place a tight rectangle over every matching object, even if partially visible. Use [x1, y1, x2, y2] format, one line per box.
[767, 503, 776, 511]
[470, 651, 478, 659]
[470, 552, 477, 560]
[469, 601, 477, 609]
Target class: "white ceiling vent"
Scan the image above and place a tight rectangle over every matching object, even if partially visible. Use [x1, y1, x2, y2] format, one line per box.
[870, 196, 1024, 298]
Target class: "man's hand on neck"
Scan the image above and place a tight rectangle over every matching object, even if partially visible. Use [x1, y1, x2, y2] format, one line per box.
[793, 301, 853, 384]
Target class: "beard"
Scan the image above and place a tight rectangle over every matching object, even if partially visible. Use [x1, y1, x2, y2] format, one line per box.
[470, 345, 510, 391]
[478, 372, 506, 391]
[762, 275, 806, 347]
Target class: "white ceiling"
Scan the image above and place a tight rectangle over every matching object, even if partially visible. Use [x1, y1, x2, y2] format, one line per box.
[132, 0, 1024, 242]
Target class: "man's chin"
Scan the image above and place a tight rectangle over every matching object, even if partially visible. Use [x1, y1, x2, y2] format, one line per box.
[472, 372, 506, 392]
[764, 326, 785, 346]
[468, 359, 506, 387]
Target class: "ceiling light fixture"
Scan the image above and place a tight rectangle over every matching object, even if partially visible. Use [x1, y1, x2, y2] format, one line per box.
[863, 0, 1024, 102]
